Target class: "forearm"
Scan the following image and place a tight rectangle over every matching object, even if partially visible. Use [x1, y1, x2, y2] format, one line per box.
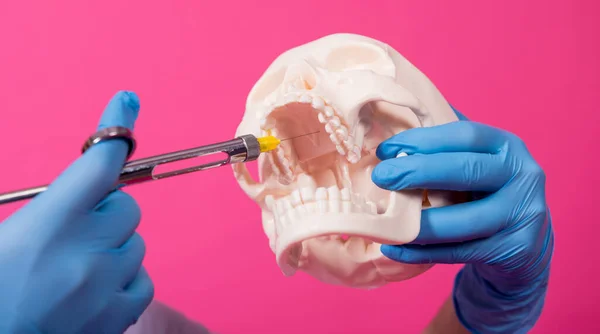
[422, 296, 469, 334]
[125, 301, 212, 334]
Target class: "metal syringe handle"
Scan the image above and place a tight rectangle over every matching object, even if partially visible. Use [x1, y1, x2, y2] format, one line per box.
[0, 134, 261, 205]
[117, 134, 261, 186]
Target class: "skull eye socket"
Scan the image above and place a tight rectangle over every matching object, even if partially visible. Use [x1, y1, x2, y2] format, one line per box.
[358, 101, 421, 151]
[325, 44, 388, 72]
[248, 66, 287, 104]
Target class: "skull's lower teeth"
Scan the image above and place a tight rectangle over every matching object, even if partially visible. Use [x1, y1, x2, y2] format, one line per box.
[265, 186, 379, 222]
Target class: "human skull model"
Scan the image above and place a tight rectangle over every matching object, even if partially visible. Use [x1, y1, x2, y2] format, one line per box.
[233, 33, 464, 289]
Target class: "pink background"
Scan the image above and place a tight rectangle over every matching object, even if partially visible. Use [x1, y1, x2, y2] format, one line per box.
[0, 0, 598, 332]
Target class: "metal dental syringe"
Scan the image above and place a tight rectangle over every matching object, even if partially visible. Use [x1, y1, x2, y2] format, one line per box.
[0, 131, 317, 205]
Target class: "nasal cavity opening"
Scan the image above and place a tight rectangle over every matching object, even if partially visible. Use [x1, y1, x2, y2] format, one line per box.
[285, 62, 317, 90]
[270, 103, 336, 162]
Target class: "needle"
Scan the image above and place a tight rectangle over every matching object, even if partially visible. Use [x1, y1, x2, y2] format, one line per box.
[281, 130, 321, 141]
[257, 130, 321, 153]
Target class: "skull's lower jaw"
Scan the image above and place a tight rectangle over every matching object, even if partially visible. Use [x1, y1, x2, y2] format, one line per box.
[291, 237, 435, 289]
[272, 189, 425, 280]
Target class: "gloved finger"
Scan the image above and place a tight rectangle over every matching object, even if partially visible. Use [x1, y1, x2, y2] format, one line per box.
[410, 192, 511, 244]
[371, 152, 511, 192]
[41, 91, 140, 210]
[93, 190, 142, 248]
[380, 240, 486, 265]
[375, 121, 506, 160]
[115, 233, 146, 287]
[96, 267, 154, 333]
[118, 267, 155, 327]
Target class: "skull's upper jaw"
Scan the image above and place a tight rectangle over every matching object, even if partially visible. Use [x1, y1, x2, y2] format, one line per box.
[261, 90, 364, 178]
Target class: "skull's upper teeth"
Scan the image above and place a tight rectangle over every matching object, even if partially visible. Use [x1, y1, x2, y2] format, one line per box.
[311, 97, 324, 109]
[259, 92, 363, 165]
[318, 113, 327, 123]
[335, 127, 347, 138]
[329, 133, 340, 145]
[299, 94, 311, 103]
[267, 145, 294, 183]
[324, 106, 334, 117]
[329, 116, 341, 127]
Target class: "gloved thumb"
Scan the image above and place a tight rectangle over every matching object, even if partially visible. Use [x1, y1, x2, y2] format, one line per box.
[40, 91, 140, 210]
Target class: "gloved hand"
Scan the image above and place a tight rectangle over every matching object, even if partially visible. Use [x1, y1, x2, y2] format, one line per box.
[0, 91, 154, 333]
[371, 106, 554, 333]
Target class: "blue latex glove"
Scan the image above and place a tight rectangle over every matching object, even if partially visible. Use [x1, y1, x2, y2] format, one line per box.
[371, 106, 554, 333]
[0, 91, 154, 333]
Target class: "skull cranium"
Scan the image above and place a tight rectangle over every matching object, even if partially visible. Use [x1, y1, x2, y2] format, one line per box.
[233, 33, 464, 289]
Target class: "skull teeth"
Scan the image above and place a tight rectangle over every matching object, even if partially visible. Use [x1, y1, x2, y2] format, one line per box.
[259, 92, 362, 164]
[264, 186, 380, 229]
[268, 146, 294, 183]
[263, 127, 295, 183]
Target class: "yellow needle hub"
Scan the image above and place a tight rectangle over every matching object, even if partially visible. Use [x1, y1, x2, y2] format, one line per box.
[257, 135, 281, 153]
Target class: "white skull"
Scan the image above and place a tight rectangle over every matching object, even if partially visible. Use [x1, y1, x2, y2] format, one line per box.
[233, 33, 466, 289]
